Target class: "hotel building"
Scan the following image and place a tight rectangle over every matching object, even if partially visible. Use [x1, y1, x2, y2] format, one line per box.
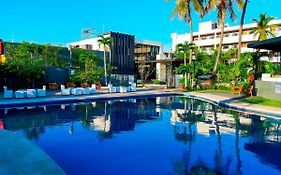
[171, 20, 281, 62]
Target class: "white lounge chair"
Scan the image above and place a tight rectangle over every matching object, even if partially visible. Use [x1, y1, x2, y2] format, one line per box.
[15, 90, 25, 99]
[120, 86, 127, 93]
[3, 86, 13, 99]
[130, 83, 136, 92]
[82, 87, 91, 95]
[37, 85, 46, 97]
[73, 88, 83, 96]
[61, 85, 70, 96]
[90, 84, 96, 94]
[115, 86, 120, 93]
[26, 89, 37, 98]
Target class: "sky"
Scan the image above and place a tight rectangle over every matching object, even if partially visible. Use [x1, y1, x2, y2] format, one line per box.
[0, 0, 280, 50]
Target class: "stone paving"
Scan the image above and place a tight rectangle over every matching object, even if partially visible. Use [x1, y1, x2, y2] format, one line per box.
[0, 130, 65, 175]
[185, 91, 281, 117]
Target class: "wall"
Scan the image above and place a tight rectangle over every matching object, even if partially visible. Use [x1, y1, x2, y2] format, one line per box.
[255, 80, 281, 101]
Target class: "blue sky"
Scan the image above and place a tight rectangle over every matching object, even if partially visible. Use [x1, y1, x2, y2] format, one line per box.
[0, 0, 279, 50]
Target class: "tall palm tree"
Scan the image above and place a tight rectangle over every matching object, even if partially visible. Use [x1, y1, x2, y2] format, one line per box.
[98, 35, 113, 85]
[170, 0, 204, 65]
[251, 13, 278, 41]
[237, 0, 249, 60]
[175, 42, 195, 87]
[203, 0, 243, 77]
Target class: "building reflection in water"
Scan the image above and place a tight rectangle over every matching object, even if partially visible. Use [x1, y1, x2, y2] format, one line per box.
[168, 97, 281, 174]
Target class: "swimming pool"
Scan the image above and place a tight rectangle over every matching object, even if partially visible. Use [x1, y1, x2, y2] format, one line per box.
[1, 96, 281, 175]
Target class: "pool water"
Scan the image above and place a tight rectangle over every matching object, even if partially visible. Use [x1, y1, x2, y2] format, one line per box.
[1, 96, 281, 175]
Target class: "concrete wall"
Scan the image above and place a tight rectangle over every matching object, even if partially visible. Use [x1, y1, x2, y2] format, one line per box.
[255, 80, 281, 101]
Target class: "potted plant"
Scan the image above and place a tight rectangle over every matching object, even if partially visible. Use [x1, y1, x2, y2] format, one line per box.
[179, 77, 185, 89]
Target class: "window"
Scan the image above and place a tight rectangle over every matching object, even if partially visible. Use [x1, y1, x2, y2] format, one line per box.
[209, 36, 214, 39]
[201, 37, 206, 40]
[224, 34, 229, 37]
[232, 33, 238, 36]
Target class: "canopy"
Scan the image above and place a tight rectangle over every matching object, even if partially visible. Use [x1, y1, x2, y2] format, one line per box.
[248, 36, 281, 52]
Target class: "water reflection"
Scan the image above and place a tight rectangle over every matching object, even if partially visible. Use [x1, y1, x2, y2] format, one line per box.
[1, 96, 281, 174]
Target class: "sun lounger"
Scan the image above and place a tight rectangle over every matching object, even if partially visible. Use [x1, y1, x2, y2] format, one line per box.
[73, 88, 83, 96]
[3, 86, 13, 99]
[82, 87, 91, 95]
[26, 89, 37, 98]
[15, 90, 25, 99]
[120, 86, 127, 93]
[90, 84, 96, 94]
[61, 85, 70, 96]
[37, 85, 46, 97]
[130, 83, 136, 92]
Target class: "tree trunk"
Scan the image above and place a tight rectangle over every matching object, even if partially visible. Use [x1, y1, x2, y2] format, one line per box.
[213, 12, 226, 77]
[184, 53, 187, 88]
[189, 19, 193, 64]
[103, 48, 107, 85]
[237, 0, 249, 60]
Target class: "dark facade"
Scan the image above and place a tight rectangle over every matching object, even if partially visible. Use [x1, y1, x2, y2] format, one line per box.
[110, 32, 135, 75]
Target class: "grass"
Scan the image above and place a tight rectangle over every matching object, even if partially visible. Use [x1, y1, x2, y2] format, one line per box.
[240, 96, 281, 108]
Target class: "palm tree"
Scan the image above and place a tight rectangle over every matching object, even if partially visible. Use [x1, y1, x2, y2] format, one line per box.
[175, 42, 195, 87]
[237, 0, 249, 60]
[251, 13, 278, 41]
[203, 0, 243, 77]
[170, 0, 204, 64]
[98, 35, 113, 85]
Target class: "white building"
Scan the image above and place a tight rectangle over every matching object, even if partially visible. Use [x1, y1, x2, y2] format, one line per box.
[171, 20, 281, 55]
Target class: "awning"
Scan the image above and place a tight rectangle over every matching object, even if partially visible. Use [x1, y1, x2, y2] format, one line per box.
[248, 36, 281, 52]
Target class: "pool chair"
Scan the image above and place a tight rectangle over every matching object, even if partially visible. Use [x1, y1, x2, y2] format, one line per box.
[120, 86, 127, 93]
[3, 86, 13, 99]
[115, 86, 120, 93]
[90, 84, 96, 94]
[26, 89, 37, 98]
[108, 83, 116, 93]
[82, 87, 91, 95]
[130, 83, 136, 92]
[72, 88, 83, 96]
[37, 85, 46, 97]
[15, 90, 25, 99]
[61, 85, 70, 96]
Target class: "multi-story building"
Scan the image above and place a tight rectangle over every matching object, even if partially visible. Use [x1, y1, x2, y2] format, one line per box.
[171, 20, 281, 56]
[68, 32, 168, 81]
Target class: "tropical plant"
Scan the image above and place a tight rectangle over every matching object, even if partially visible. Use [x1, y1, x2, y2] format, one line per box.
[251, 13, 279, 41]
[203, 0, 244, 77]
[170, 0, 204, 64]
[98, 35, 113, 85]
[175, 42, 196, 87]
[237, 0, 249, 60]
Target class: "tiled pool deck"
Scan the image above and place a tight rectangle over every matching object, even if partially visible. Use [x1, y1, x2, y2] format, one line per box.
[0, 86, 281, 174]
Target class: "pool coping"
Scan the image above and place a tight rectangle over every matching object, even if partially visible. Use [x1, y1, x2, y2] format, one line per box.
[184, 93, 281, 118]
[0, 89, 280, 118]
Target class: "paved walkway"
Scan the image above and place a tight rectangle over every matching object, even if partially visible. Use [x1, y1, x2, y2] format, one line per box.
[0, 130, 65, 175]
[185, 91, 281, 117]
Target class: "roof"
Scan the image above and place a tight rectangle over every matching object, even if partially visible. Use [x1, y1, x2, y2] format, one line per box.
[248, 36, 281, 52]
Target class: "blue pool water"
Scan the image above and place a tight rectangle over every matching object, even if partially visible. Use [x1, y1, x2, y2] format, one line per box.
[1, 96, 281, 175]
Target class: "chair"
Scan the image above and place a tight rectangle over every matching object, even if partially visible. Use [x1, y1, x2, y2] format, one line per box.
[26, 89, 37, 98]
[120, 86, 127, 93]
[73, 88, 83, 96]
[231, 85, 243, 95]
[3, 86, 13, 99]
[108, 84, 113, 93]
[15, 90, 25, 99]
[61, 85, 70, 96]
[130, 83, 136, 92]
[37, 85, 46, 97]
[82, 87, 91, 95]
[67, 82, 76, 88]
[49, 82, 58, 90]
[80, 82, 90, 88]
[248, 85, 254, 96]
[90, 84, 96, 94]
